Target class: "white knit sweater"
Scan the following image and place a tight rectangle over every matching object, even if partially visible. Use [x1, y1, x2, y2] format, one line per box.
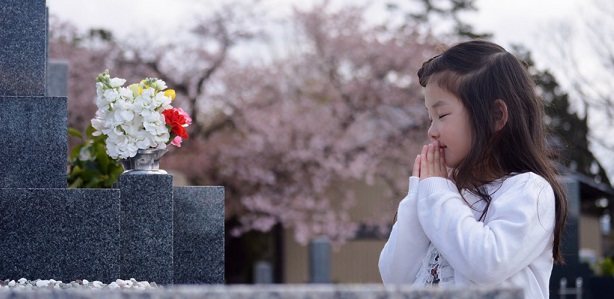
[379, 172, 556, 299]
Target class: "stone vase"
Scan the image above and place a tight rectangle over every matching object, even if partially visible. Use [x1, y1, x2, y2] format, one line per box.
[119, 148, 168, 175]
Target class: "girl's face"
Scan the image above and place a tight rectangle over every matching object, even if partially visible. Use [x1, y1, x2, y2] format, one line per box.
[424, 83, 472, 169]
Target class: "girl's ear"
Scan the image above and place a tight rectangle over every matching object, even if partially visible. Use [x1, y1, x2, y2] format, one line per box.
[493, 99, 508, 132]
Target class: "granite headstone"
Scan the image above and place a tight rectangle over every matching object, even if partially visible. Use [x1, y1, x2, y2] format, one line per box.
[0, 0, 225, 284]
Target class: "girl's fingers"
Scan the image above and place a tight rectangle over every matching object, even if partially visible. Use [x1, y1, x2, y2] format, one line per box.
[432, 142, 440, 172]
[412, 154, 420, 177]
[439, 147, 447, 175]
[420, 145, 428, 179]
[420, 141, 448, 179]
[427, 143, 435, 175]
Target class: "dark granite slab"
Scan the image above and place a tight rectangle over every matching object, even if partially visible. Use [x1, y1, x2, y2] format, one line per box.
[0, 0, 47, 96]
[0, 96, 67, 188]
[119, 174, 174, 284]
[0, 188, 120, 282]
[173, 186, 225, 284]
[46, 60, 69, 97]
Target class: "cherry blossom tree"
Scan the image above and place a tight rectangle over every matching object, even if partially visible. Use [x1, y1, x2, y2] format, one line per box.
[51, 1, 439, 245]
[163, 3, 437, 244]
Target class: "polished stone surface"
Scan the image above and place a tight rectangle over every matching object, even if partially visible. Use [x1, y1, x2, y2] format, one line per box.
[0, 96, 67, 188]
[119, 174, 174, 284]
[0, 0, 47, 96]
[46, 60, 69, 97]
[0, 188, 120, 282]
[174, 186, 225, 284]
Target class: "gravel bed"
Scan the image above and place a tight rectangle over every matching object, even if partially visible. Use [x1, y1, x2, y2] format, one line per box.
[0, 278, 160, 290]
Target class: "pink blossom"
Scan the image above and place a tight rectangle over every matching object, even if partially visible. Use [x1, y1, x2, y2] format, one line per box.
[176, 107, 192, 125]
[171, 136, 183, 147]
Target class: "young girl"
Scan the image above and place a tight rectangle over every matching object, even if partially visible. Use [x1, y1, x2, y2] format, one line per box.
[378, 40, 568, 299]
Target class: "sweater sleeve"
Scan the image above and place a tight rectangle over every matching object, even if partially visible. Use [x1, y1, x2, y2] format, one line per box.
[415, 174, 556, 285]
[379, 176, 430, 284]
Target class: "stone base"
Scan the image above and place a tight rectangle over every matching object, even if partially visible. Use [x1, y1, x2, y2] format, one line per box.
[0, 285, 524, 298]
[119, 174, 174, 284]
[174, 186, 225, 284]
[0, 188, 120, 282]
[0, 96, 67, 188]
[0, 180, 224, 285]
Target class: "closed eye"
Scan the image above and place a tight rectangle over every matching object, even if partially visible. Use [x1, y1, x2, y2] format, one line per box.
[439, 113, 450, 119]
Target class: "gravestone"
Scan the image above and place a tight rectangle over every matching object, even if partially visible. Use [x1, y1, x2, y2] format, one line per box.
[309, 238, 331, 283]
[46, 60, 69, 97]
[0, 0, 65, 188]
[0, 0, 224, 284]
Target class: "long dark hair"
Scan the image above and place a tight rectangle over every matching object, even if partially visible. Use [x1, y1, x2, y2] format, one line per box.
[417, 40, 568, 264]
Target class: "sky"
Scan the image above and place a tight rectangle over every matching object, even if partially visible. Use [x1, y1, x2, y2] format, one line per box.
[45, 0, 590, 88]
[45, 0, 614, 178]
[45, 0, 586, 71]
[45, 0, 582, 46]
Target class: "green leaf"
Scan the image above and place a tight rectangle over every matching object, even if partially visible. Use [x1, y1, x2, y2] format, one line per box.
[85, 125, 97, 138]
[67, 127, 83, 139]
[68, 177, 84, 188]
[70, 144, 84, 160]
[85, 177, 103, 188]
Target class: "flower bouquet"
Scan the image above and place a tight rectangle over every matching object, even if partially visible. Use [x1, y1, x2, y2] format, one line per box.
[90, 70, 191, 163]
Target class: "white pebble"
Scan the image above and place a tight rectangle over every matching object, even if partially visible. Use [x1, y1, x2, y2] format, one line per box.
[115, 279, 126, 287]
[2, 278, 159, 290]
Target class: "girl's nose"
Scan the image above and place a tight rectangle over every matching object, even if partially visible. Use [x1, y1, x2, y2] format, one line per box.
[428, 124, 439, 141]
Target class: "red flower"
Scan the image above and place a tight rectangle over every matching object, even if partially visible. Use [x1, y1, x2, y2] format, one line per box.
[162, 108, 189, 139]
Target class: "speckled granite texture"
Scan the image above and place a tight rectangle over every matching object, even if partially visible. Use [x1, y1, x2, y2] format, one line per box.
[0, 285, 524, 298]
[0, 96, 67, 188]
[173, 186, 225, 284]
[0, 0, 47, 96]
[119, 174, 174, 284]
[46, 60, 69, 97]
[0, 0, 229, 286]
[0, 188, 120, 282]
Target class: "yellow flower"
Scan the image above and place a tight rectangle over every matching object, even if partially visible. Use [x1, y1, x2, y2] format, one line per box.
[128, 83, 142, 97]
[140, 79, 150, 90]
[164, 89, 176, 101]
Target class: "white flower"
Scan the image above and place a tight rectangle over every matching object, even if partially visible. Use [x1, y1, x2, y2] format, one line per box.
[96, 82, 105, 97]
[119, 86, 134, 99]
[109, 78, 126, 87]
[103, 88, 121, 103]
[154, 79, 167, 90]
[91, 71, 187, 159]
[154, 91, 172, 109]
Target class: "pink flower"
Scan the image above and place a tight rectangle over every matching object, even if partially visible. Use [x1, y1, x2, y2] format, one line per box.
[171, 136, 183, 147]
[176, 107, 192, 125]
[162, 107, 192, 147]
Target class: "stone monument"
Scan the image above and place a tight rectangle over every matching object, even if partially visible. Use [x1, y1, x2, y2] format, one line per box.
[0, 0, 224, 285]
